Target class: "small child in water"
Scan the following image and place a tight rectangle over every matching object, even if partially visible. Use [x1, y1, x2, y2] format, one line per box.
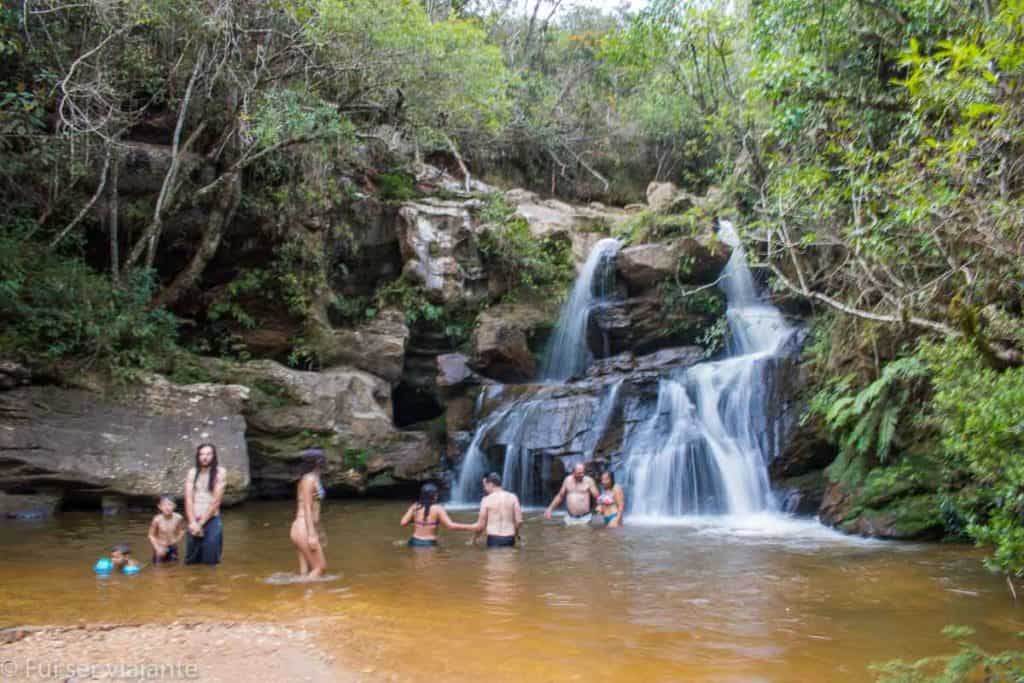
[148, 494, 185, 564]
[109, 543, 140, 572]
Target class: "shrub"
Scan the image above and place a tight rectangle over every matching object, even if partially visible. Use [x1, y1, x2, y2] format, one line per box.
[0, 229, 179, 376]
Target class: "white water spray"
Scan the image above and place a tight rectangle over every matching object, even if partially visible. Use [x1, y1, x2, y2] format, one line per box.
[622, 220, 794, 518]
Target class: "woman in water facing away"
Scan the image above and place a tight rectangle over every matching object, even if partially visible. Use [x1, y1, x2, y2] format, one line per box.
[597, 471, 625, 527]
[401, 483, 475, 547]
[290, 448, 327, 580]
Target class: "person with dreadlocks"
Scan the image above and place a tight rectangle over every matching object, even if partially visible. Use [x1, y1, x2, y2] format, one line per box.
[290, 448, 328, 579]
[400, 482, 474, 547]
[184, 443, 227, 565]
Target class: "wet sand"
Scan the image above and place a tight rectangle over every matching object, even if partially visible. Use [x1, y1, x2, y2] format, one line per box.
[0, 621, 362, 682]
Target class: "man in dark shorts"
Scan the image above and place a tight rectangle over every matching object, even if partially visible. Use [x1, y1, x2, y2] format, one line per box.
[469, 473, 523, 548]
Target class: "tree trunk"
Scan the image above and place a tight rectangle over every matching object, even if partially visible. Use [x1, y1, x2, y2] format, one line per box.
[151, 172, 240, 309]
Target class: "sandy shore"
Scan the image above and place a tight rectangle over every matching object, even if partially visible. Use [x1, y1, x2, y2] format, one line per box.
[0, 622, 365, 682]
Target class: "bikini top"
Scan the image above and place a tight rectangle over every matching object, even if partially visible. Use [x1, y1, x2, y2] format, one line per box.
[415, 506, 439, 527]
[315, 479, 326, 500]
[598, 490, 615, 506]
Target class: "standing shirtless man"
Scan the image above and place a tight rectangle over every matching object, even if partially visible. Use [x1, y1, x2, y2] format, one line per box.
[544, 463, 599, 525]
[469, 472, 523, 548]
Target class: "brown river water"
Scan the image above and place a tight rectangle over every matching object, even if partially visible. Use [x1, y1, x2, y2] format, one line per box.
[0, 500, 1019, 682]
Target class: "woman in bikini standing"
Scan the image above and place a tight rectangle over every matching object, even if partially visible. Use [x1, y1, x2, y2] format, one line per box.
[597, 470, 625, 528]
[400, 483, 474, 547]
[290, 448, 327, 580]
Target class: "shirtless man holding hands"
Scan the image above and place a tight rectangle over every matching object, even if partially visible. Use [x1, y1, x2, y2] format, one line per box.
[544, 463, 599, 525]
[469, 472, 523, 548]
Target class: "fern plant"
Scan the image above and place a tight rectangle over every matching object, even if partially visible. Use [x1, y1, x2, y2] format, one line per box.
[810, 356, 929, 476]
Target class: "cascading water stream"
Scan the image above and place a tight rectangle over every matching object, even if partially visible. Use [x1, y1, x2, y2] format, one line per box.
[622, 220, 794, 518]
[453, 222, 796, 516]
[541, 238, 622, 381]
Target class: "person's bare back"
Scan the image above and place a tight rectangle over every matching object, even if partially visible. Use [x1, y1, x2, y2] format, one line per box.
[482, 490, 522, 538]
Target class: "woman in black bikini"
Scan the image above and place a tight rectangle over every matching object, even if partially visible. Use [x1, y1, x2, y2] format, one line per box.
[400, 483, 474, 547]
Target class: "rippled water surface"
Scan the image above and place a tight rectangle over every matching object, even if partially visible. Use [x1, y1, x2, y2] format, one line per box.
[0, 501, 1019, 682]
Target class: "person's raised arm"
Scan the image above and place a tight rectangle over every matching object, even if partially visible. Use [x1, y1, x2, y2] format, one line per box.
[612, 486, 625, 528]
[197, 468, 227, 527]
[184, 468, 199, 535]
[400, 503, 418, 527]
[544, 479, 568, 519]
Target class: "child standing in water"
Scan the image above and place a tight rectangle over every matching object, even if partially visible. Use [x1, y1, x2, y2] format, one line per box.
[148, 494, 185, 563]
[290, 448, 328, 580]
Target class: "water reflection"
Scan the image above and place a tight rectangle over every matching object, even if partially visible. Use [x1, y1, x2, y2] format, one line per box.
[0, 501, 1020, 682]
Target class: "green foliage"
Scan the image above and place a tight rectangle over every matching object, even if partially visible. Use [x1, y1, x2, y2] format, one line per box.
[924, 340, 1024, 575]
[871, 626, 1024, 682]
[656, 279, 726, 354]
[375, 171, 419, 201]
[614, 207, 707, 246]
[0, 228, 178, 375]
[343, 447, 370, 472]
[812, 356, 929, 482]
[476, 193, 575, 301]
[375, 278, 476, 345]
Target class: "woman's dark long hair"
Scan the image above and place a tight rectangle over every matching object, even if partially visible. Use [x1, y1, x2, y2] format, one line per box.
[194, 443, 218, 492]
[297, 448, 326, 480]
[418, 483, 439, 522]
[602, 470, 615, 488]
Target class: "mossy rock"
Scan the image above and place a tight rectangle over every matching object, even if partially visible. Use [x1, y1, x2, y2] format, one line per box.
[839, 493, 944, 540]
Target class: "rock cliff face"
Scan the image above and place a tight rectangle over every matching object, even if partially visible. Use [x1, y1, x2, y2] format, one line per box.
[1, 170, 830, 529]
[0, 376, 250, 509]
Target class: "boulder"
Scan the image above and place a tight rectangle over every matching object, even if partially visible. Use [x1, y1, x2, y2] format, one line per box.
[224, 360, 393, 438]
[0, 361, 31, 391]
[616, 244, 678, 291]
[586, 295, 724, 358]
[584, 347, 705, 379]
[436, 353, 487, 394]
[509, 191, 630, 262]
[645, 181, 694, 214]
[616, 236, 731, 296]
[307, 309, 409, 384]
[768, 418, 837, 481]
[397, 198, 488, 305]
[0, 378, 250, 505]
[469, 303, 556, 382]
[209, 359, 440, 496]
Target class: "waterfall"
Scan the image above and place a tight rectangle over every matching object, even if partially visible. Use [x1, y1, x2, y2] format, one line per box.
[541, 238, 622, 381]
[621, 220, 794, 518]
[452, 380, 624, 504]
[452, 223, 796, 516]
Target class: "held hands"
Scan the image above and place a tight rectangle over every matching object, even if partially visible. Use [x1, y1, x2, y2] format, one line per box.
[188, 520, 203, 537]
[543, 508, 553, 520]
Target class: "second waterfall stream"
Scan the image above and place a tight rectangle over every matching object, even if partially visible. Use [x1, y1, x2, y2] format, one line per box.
[454, 221, 797, 519]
